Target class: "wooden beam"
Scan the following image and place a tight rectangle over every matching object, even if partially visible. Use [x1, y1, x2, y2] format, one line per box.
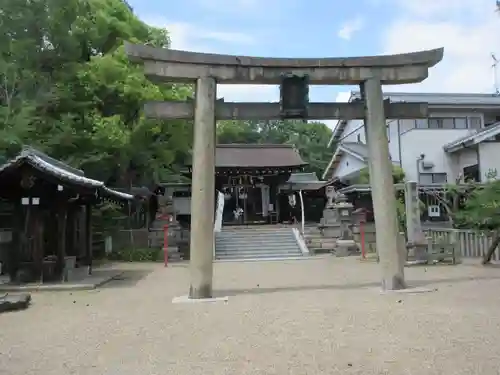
[85, 203, 93, 275]
[8, 202, 22, 281]
[144, 100, 428, 120]
[33, 208, 44, 282]
[57, 204, 67, 281]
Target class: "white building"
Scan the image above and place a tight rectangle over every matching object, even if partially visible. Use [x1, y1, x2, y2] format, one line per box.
[322, 92, 500, 184]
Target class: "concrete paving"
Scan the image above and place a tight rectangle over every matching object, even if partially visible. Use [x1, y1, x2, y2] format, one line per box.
[0, 266, 123, 292]
[1, 258, 500, 374]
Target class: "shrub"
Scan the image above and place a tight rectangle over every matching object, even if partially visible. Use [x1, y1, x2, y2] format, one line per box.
[107, 247, 163, 262]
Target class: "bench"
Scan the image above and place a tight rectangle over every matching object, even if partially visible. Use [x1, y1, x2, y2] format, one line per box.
[427, 242, 458, 265]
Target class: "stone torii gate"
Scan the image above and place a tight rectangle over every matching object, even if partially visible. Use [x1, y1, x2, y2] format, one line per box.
[126, 43, 443, 298]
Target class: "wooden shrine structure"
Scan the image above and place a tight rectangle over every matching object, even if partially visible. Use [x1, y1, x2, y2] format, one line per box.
[185, 144, 307, 225]
[0, 148, 134, 283]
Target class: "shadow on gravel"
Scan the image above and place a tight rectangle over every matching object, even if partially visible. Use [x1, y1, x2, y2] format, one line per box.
[99, 269, 155, 289]
[216, 275, 500, 297]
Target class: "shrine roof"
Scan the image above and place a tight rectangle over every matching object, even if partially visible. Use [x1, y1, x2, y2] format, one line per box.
[280, 172, 336, 191]
[212, 144, 307, 169]
[0, 147, 134, 202]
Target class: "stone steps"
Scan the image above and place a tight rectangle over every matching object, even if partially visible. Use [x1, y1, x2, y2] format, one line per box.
[215, 227, 304, 260]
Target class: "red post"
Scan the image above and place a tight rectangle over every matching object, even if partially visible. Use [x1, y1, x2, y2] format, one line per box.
[163, 223, 169, 267]
[360, 220, 366, 259]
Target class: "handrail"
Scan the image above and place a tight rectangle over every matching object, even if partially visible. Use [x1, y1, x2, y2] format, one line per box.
[213, 190, 224, 257]
[214, 190, 224, 233]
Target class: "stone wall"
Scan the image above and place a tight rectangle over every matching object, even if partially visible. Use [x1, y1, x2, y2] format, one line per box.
[352, 222, 377, 253]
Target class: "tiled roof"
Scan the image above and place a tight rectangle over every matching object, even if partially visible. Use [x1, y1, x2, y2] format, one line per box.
[444, 122, 500, 152]
[286, 172, 319, 183]
[0, 147, 134, 201]
[340, 142, 368, 160]
[321, 142, 367, 180]
[351, 91, 500, 106]
[280, 172, 334, 191]
[199, 144, 307, 168]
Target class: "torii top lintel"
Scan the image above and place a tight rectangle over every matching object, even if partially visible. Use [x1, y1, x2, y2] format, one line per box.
[125, 42, 444, 85]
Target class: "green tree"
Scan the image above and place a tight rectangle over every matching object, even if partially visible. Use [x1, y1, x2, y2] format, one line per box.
[354, 165, 406, 184]
[0, 0, 193, 187]
[0, 0, 337, 193]
[422, 170, 500, 264]
[454, 175, 500, 264]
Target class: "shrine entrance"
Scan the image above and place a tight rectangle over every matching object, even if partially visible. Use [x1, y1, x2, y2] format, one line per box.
[210, 143, 306, 226]
[126, 43, 444, 297]
[222, 185, 264, 225]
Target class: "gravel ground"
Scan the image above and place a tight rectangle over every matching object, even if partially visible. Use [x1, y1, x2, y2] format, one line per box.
[1, 257, 500, 375]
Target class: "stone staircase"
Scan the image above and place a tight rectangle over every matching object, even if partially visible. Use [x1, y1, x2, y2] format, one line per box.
[215, 226, 306, 261]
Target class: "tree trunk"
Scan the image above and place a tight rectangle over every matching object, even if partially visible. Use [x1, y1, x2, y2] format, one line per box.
[482, 232, 500, 264]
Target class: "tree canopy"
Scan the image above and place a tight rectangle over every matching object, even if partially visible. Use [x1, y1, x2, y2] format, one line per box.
[0, 0, 334, 188]
[354, 165, 406, 184]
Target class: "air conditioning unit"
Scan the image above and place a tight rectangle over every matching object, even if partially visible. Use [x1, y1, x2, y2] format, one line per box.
[421, 161, 435, 169]
[428, 205, 440, 217]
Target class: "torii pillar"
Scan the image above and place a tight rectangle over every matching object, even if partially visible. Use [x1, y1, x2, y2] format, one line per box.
[362, 78, 405, 289]
[189, 77, 217, 298]
[125, 43, 443, 296]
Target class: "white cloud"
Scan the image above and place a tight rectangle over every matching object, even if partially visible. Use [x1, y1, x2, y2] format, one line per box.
[337, 16, 364, 40]
[334, 91, 352, 103]
[143, 19, 255, 52]
[382, 0, 500, 93]
[321, 91, 352, 131]
[141, 17, 275, 103]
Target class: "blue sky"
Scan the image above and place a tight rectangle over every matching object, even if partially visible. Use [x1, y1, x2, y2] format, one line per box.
[128, 0, 500, 127]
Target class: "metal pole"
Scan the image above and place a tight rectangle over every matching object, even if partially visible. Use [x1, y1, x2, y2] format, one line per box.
[299, 190, 305, 235]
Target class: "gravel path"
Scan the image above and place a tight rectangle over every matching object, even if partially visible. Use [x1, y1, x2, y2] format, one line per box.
[1, 257, 500, 375]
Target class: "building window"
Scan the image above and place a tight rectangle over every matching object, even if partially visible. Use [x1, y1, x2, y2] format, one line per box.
[408, 117, 481, 130]
[427, 117, 472, 129]
[442, 118, 455, 129]
[428, 118, 441, 129]
[468, 116, 481, 129]
[463, 164, 480, 182]
[419, 173, 448, 184]
[454, 117, 467, 129]
[415, 119, 427, 129]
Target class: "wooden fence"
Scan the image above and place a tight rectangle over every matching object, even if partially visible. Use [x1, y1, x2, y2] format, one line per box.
[424, 228, 500, 262]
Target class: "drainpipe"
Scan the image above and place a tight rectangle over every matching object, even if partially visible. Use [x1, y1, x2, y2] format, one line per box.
[416, 155, 425, 183]
[397, 120, 402, 166]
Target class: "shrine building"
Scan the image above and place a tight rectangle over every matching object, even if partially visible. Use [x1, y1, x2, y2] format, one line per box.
[164, 143, 334, 226]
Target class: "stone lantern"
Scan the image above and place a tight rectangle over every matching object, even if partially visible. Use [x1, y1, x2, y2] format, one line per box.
[158, 194, 182, 261]
[332, 193, 359, 257]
